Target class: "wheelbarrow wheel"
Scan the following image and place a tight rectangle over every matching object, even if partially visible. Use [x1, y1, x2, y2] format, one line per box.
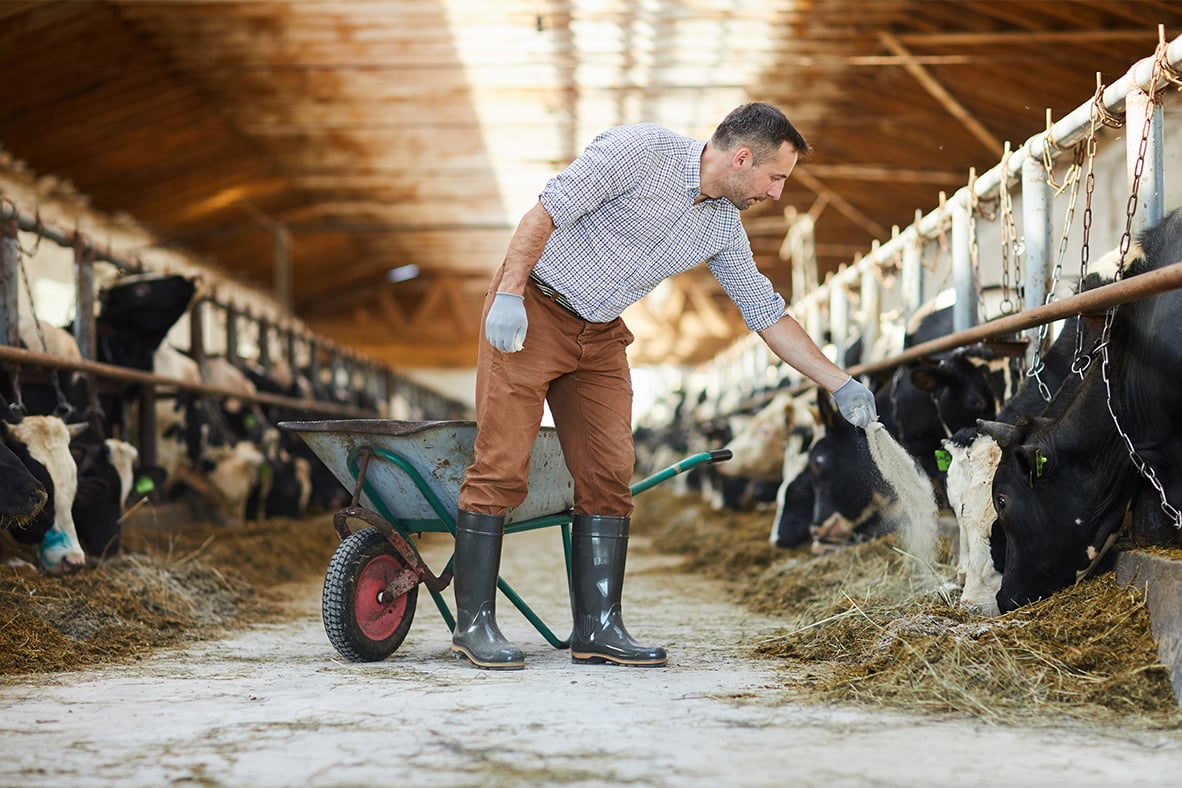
[323, 526, 419, 662]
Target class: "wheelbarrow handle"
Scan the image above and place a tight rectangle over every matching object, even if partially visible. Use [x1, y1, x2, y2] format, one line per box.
[630, 448, 732, 497]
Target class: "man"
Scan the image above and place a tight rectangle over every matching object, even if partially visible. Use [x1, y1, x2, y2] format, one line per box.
[452, 102, 877, 670]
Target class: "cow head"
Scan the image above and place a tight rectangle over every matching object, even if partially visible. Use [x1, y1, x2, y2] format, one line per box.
[0, 432, 48, 529]
[982, 416, 1129, 612]
[808, 392, 892, 549]
[942, 429, 1003, 615]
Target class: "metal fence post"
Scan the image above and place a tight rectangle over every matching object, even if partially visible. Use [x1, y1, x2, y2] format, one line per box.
[951, 191, 979, 333]
[1125, 85, 1165, 236]
[0, 213, 18, 347]
[1022, 154, 1053, 362]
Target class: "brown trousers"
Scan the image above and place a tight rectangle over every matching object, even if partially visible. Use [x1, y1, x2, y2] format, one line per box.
[458, 272, 636, 517]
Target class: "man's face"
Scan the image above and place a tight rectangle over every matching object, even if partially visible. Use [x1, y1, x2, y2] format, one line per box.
[720, 141, 799, 211]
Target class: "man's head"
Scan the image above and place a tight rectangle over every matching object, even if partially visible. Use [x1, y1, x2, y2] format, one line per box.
[706, 102, 811, 211]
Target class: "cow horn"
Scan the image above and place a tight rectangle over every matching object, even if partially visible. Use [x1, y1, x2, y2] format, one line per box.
[976, 419, 1019, 448]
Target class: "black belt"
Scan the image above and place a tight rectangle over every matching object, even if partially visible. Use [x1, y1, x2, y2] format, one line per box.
[529, 273, 582, 318]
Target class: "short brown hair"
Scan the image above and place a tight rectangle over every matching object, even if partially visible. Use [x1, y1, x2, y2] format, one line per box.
[711, 102, 812, 164]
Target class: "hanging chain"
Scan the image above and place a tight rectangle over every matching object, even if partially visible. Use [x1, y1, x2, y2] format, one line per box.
[11, 215, 75, 419]
[1097, 50, 1181, 529]
[997, 144, 1024, 316]
[966, 171, 989, 319]
[1026, 143, 1085, 401]
[1072, 77, 1114, 376]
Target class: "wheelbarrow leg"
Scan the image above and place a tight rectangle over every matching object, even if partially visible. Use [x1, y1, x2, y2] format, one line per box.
[450, 511, 525, 670]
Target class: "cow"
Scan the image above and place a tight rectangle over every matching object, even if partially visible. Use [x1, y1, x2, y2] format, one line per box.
[70, 428, 139, 559]
[876, 344, 1016, 509]
[941, 258, 1122, 614]
[90, 272, 198, 437]
[0, 432, 48, 530]
[984, 207, 1182, 613]
[943, 318, 1093, 614]
[792, 390, 898, 552]
[1, 415, 89, 573]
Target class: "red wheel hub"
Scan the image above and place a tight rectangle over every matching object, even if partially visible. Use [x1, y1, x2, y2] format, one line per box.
[354, 554, 410, 641]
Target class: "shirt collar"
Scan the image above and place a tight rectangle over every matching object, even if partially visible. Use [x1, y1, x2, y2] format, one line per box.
[685, 140, 706, 198]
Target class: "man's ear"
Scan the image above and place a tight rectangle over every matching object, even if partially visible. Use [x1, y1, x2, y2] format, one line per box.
[732, 146, 751, 170]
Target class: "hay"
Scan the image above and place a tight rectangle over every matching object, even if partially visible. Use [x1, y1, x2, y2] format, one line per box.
[0, 506, 342, 679]
[632, 486, 1181, 729]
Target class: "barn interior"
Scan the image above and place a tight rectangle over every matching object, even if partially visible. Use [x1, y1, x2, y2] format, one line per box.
[3, 0, 1182, 752]
[2, 1, 1180, 384]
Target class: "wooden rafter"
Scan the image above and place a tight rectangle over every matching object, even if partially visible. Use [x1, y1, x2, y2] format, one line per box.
[879, 31, 1003, 159]
[789, 169, 887, 240]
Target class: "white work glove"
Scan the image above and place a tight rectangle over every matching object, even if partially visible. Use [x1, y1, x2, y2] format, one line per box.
[832, 376, 877, 429]
[485, 292, 528, 352]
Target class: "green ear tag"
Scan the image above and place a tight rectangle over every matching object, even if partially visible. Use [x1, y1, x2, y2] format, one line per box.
[934, 448, 952, 472]
[245, 414, 259, 429]
[1035, 449, 1047, 477]
[135, 476, 156, 495]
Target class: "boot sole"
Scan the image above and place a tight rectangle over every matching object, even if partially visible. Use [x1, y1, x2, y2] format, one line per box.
[570, 651, 667, 667]
[451, 645, 525, 670]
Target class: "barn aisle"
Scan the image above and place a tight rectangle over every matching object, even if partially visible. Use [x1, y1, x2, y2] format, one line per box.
[1, 527, 1181, 786]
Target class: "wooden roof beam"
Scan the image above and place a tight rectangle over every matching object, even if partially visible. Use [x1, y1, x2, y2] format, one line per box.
[879, 31, 1003, 159]
[789, 169, 887, 239]
[894, 29, 1161, 46]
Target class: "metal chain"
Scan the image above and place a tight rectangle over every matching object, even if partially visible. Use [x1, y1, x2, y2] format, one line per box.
[1026, 144, 1084, 401]
[966, 171, 989, 319]
[11, 220, 75, 419]
[997, 145, 1024, 316]
[1098, 53, 1181, 528]
[1072, 80, 1108, 376]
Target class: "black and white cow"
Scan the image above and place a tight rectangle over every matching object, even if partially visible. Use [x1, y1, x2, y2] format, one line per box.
[1, 415, 89, 573]
[70, 428, 139, 559]
[777, 391, 897, 552]
[876, 344, 1016, 508]
[984, 207, 1182, 612]
[0, 432, 48, 530]
[943, 257, 1123, 614]
[91, 272, 197, 436]
[943, 317, 1095, 614]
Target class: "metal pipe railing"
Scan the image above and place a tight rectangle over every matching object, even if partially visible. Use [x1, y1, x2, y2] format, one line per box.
[0, 344, 378, 420]
[846, 258, 1182, 379]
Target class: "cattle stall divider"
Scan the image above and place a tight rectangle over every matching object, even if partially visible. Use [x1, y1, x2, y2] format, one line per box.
[677, 29, 1182, 423]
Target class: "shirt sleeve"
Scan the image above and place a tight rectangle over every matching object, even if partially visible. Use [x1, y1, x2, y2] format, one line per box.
[707, 237, 788, 333]
[539, 125, 654, 230]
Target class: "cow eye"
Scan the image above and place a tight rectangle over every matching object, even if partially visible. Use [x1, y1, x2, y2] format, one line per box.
[994, 493, 1007, 513]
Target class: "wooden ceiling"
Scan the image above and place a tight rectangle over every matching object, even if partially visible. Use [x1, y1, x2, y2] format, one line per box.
[1, 1, 1179, 370]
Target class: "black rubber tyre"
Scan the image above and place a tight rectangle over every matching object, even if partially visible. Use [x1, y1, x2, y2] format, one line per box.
[322, 527, 419, 662]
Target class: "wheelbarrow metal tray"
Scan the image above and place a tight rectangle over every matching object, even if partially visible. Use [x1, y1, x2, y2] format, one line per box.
[280, 419, 574, 524]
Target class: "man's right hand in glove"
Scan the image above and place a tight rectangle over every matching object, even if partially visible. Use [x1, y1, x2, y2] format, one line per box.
[485, 292, 528, 352]
[832, 375, 877, 429]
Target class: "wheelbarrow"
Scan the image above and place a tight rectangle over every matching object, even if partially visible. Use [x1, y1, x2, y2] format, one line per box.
[279, 419, 731, 663]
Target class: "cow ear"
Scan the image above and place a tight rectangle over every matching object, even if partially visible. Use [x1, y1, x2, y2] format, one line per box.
[910, 364, 952, 393]
[1016, 444, 1050, 487]
[976, 419, 1019, 448]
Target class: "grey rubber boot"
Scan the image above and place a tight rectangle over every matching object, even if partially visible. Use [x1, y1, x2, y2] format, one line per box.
[450, 510, 525, 670]
[569, 514, 667, 667]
